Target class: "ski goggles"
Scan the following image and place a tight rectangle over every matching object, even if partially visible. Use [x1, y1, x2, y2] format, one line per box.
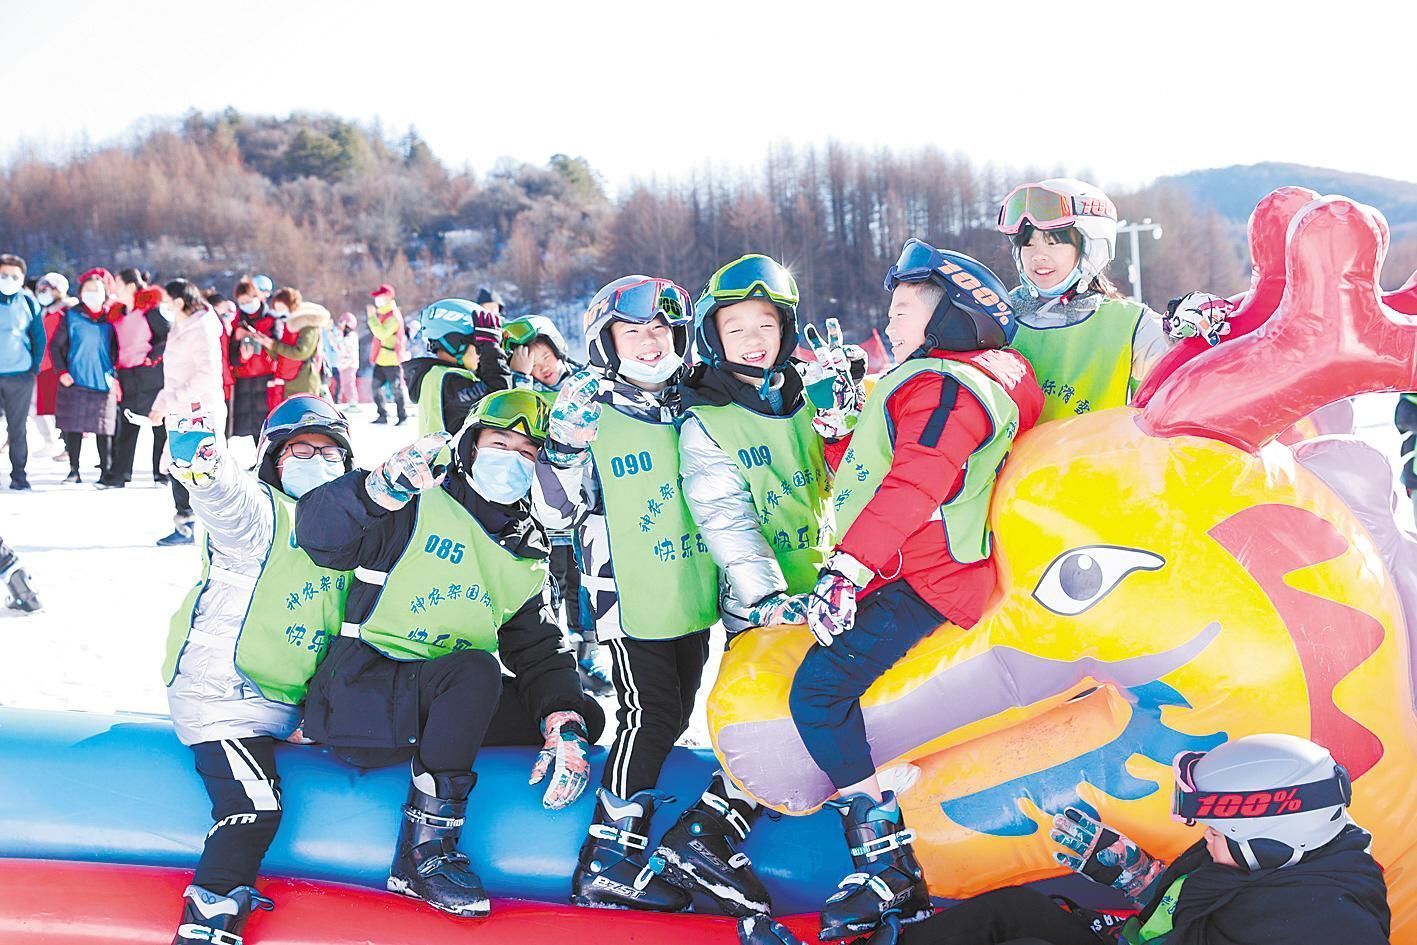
[502, 316, 541, 349]
[591, 277, 693, 328]
[468, 388, 551, 443]
[1171, 750, 1352, 825]
[696, 255, 799, 319]
[883, 237, 951, 291]
[996, 183, 1116, 235]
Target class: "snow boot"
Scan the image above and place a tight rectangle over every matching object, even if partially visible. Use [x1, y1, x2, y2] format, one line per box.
[172, 883, 273, 945]
[818, 792, 931, 941]
[571, 788, 689, 912]
[157, 522, 195, 546]
[738, 915, 808, 945]
[386, 764, 490, 917]
[0, 541, 39, 613]
[656, 769, 771, 916]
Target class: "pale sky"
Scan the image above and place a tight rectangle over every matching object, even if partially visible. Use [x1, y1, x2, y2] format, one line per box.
[7, 0, 1412, 193]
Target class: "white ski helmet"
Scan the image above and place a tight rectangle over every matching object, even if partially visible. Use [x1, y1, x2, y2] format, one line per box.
[998, 177, 1118, 297]
[1173, 734, 1353, 872]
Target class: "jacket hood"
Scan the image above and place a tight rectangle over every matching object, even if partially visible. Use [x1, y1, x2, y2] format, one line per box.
[286, 302, 331, 333]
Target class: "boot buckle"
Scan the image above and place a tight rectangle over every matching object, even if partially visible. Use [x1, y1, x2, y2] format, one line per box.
[851, 828, 915, 860]
[589, 824, 648, 850]
[701, 793, 752, 840]
[403, 806, 465, 830]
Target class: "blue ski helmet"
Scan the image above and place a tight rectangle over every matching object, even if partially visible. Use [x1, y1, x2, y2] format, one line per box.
[884, 239, 1016, 351]
[256, 394, 353, 489]
[418, 298, 483, 357]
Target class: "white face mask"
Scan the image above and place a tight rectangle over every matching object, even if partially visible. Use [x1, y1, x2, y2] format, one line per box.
[36, 289, 54, 306]
[469, 447, 536, 505]
[280, 455, 345, 499]
[81, 290, 106, 311]
[0, 276, 20, 296]
[616, 350, 683, 385]
[239, 299, 261, 315]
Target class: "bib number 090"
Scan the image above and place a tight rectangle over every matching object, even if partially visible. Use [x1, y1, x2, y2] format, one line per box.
[610, 451, 653, 478]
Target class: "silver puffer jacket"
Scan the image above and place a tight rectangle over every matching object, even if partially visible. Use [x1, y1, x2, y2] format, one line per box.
[166, 454, 301, 747]
[677, 415, 785, 635]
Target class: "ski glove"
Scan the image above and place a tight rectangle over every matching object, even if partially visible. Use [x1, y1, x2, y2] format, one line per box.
[748, 591, 810, 628]
[530, 710, 590, 810]
[546, 370, 603, 464]
[1164, 291, 1234, 347]
[164, 412, 222, 487]
[365, 432, 450, 511]
[1051, 807, 1166, 903]
[805, 551, 873, 646]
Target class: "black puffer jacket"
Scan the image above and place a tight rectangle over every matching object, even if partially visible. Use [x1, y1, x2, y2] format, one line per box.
[294, 468, 583, 749]
[405, 343, 510, 435]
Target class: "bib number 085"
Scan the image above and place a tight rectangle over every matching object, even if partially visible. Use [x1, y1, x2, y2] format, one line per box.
[424, 534, 465, 564]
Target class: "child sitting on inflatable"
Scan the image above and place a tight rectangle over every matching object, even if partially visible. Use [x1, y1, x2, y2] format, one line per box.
[649, 255, 853, 916]
[405, 298, 510, 439]
[537, 276, 720, 911]
[163, 394, 355, 945]
[294, 389, 605, 919]
[790, 240, 1042, 941]
[743, 734, 1390, 945]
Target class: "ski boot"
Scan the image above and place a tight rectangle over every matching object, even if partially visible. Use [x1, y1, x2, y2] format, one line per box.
[0, 541, 40, 613]
[656, 769, 771, 916]
[738, 913, 902, 945]
[387, 764, 490, 917]
[172, 883, 273, 945]
[571, 788, 689, 911]
[819, 792, 931, 941]
[577, 639, 614, 698]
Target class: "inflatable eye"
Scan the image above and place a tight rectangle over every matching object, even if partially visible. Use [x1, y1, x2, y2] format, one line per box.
[1032, 545, 1165, 616]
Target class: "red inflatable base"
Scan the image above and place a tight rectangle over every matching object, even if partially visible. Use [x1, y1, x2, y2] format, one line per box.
[0, 859, 822, 944]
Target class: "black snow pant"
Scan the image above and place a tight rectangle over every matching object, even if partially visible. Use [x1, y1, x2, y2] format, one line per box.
[189, 736, 283, 895]
[371, 364, 407, 422]
[601, 630, 710, 798]
[0, 374, 32, 484]
[898, 887, 1110, 945]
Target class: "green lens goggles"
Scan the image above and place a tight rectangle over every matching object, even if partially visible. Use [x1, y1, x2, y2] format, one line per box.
[470, 389, 551, 443]
[697, 254, 799, 319]
[502, 317, 540, 349]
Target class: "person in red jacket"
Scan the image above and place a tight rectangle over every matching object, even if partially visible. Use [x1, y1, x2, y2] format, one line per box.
[228, 275, 279, 443]
[789, 240, 1042, 942]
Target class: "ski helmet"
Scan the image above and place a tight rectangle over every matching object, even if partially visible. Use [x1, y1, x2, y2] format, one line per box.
[418, 298, 484, 358]
[997, 178, 1118, 297]
[693, 254, 800, 380]
[503, 315, 570, 362]
[255, 394, 354, 489]
[884, 239, 1016, 352]
[1173, 734, 1354, 871]
[583, 275, 693, 384]
[453, 387, 551, 471]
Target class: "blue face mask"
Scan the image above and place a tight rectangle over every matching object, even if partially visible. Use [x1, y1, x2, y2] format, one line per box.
[469, 447, 535, 505]
[281, 456, 344, 499]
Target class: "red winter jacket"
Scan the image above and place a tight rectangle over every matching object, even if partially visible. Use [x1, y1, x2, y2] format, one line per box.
[825, 347, 1042, 628]
[230, 310, 278, 379]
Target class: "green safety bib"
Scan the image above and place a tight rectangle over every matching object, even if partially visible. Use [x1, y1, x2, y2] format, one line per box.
[163, 486, 351, 706]
[417, 362, 480, 438]
[833, 358, 1019, 565]
[686, 402, 832, 594]
[1120, 875, 1187, 944]
[356, 486, 546, 660]
[589, 406, 719, 639]
[1010, 298, 1145, 423]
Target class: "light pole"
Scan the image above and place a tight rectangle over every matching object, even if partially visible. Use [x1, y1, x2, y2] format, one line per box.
[1117, 218, 1163, 302]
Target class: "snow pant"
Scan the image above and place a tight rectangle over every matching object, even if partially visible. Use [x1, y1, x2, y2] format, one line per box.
[789, 579, 944, 788]
[189, 736, 283, 895]
[371, 364, 407, 422]
[550, 540, 582, 634]
[172, 477, 192, 522]
[230, 376, 269, 439]
[602, 630, 711, 798]
[336, 367, 359, 405]
[334, 648, 606, 774]
[63, 430, 109, 477]
[0, 373, 33, 483]
[897, 887, 1108, 945]
[108, 378, 163, 482]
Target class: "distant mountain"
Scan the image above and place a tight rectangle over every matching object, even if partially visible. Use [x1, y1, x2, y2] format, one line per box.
[1159, 163, 1417, 227]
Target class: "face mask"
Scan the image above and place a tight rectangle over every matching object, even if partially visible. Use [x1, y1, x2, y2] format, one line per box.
[159, 303, 177, 320]
[469, 447, 535, 505]
[375, 299, 394, 314]
[36, 289, 54, 306]
[280, 455, 345, 499]
[81, 290, 106, 311]
[0, 276, 20, 296]
[239, 300, 261, 315]
[616, 350, 683, 385]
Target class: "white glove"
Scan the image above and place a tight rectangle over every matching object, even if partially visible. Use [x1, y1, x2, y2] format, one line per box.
[547, 371, 603, 463]
[365, 433, 451, 510]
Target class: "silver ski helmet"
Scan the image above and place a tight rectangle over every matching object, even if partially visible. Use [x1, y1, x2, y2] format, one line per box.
[997, 178, 1118, 297]
[583, 275, 693, 384]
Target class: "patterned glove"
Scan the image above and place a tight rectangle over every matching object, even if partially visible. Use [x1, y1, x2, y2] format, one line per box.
[805, 551, 873, 646]
[1051, 807, 1167, 902]
[164, 412, 221, 487]
[472, 307, 504, 346]
[365, 432, 451, 511]
[547, 370, 604, 463]
[748, 592, 810, 628]
[1163, 292, 1235, 347]
[529, 710, 591, 810]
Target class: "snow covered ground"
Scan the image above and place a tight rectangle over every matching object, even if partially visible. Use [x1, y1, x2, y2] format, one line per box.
[0, 393, 1406, 747]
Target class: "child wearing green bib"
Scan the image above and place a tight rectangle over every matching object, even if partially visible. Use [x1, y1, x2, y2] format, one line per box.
[163, 395, 355, 945]
[538, 275, 718, 912]
[405, 297, 510, 439]
[295, 389, 605, 920]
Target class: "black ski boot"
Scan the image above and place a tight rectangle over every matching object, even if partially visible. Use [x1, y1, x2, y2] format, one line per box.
[0, 541, 40, 613]
[656, 769, 771, 916]
[387, 764, 490, 917]
[737, 914, 901, 945]
[571, 788, 689, 911]
[818, 792, 931, 941]
[172, 883, 273, 945]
